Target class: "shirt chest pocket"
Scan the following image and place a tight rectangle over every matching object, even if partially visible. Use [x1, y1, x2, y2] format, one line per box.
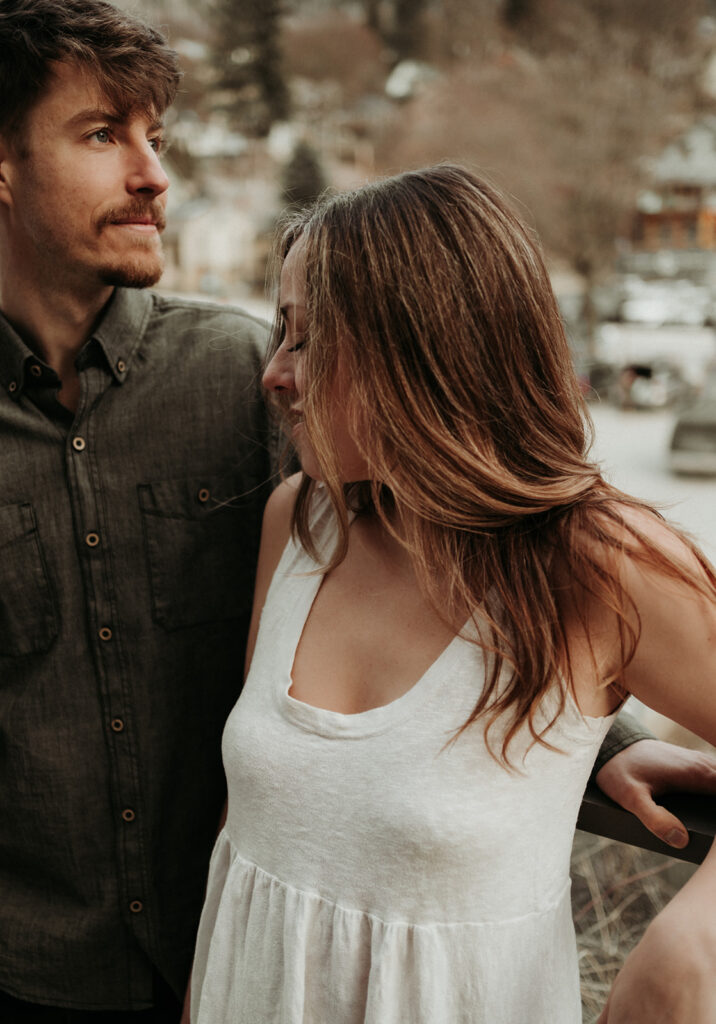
[138, 472, 264, 632]
[0, 503, 58, 657]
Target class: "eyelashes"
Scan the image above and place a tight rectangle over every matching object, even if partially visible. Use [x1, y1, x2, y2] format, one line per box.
[277, 313, 306, 354]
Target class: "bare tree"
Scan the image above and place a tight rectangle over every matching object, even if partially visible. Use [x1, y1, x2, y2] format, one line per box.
[374, 0, 709, 355]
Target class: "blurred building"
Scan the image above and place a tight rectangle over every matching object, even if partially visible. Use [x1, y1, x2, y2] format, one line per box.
[161, 184, 277, 297]
[626, 117, 716, 282]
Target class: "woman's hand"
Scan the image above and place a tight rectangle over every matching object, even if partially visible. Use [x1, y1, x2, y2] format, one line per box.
[595, 739, 716, 849]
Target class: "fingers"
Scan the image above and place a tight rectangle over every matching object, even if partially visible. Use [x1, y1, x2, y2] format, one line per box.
[628, 789, 689, 849]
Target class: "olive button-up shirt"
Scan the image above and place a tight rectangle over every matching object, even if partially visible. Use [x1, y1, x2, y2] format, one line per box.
[0, 287, 272, 1010]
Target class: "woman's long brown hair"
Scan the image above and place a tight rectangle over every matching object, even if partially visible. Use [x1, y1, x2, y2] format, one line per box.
[268, 164, 716, 760]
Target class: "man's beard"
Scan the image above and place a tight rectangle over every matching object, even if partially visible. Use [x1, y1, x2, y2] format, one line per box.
[98, 250, 164, 289]
[96, 199, 166, 289]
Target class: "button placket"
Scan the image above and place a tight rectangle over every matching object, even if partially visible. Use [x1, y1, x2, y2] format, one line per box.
[65, 369, 147, 932]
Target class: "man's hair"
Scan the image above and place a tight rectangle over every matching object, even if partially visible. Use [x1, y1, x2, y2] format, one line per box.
[0, 0, 181, 146]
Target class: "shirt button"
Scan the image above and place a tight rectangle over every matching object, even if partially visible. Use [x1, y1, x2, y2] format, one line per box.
[129, 900, 143, 914]
[30, 364, 42, 378]
[98, 626, 113, 641]
[72, 436, 86, 452]
[85, 532, 100, 547]
[122, 808, 136, 823]
[117, 359, 126, 373]
[110, 718, 125, 733]
[197, 488, 210, 503]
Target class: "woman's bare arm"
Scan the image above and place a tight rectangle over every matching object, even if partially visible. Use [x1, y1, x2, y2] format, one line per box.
[598, 516, 716, 1023]
[242, 474, 301, 678]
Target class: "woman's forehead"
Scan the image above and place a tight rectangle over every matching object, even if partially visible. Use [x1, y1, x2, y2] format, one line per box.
[280, 237, 308, 308]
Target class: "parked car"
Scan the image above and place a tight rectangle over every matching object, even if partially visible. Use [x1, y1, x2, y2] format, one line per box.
[573, 359, 616, 401]
[613, 360, 690, 410]
[669, 372, 716, 475]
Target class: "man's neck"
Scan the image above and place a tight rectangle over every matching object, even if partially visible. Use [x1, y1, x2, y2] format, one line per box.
[0, 268, 113, 378]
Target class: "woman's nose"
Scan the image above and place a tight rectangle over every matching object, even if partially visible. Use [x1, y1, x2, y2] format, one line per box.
[262, 348, 295, 393]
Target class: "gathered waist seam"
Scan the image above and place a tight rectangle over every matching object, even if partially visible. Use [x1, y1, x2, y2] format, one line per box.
[218, 830, 571, 930]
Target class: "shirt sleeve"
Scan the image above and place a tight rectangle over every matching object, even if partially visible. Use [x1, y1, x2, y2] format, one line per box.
[590, 709, 656, 781]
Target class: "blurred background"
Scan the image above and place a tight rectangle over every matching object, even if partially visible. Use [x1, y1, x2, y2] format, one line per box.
[114, 7, 715, 1013]
[123, 0, 716, 716]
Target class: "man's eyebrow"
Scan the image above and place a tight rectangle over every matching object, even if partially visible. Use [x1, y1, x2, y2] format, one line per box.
[65, 108, 122, 128]
[65, 108, 165, 132]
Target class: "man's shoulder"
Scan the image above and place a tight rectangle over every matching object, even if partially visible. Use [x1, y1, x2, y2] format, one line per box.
[115, 289, 273, 379]
[148, 292, 271, 341]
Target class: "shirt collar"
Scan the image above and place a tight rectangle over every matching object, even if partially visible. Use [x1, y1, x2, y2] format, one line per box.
[89, 287, 154, 384]
[0, 287, 154, 400]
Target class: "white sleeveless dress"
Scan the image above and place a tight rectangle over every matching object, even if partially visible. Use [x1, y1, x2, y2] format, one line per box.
[191, 486, 615, 1023]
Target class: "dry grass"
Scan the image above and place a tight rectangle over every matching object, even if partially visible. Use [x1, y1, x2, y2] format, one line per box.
[571, 830, 696, 1023]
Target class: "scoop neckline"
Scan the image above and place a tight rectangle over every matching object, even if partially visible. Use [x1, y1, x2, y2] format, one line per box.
[269, 486, 616, 740]
[277, 560, 472, 739]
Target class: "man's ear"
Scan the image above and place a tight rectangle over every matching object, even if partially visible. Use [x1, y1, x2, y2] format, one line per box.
[0, 135, 15, 209]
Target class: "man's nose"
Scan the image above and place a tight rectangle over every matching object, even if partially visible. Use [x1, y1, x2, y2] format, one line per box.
[126, 141, 170, 198]
[262, 348, 295, 393]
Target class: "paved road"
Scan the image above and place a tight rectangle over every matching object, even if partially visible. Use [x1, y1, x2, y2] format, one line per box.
[588, 402, 716, 562]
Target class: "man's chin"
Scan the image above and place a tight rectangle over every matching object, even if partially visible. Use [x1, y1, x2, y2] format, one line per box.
[98, 256, 164, 290]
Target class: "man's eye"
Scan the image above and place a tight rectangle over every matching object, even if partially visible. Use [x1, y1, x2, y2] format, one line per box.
[92, 128, 111, 144]
[149, 136, 164, 153]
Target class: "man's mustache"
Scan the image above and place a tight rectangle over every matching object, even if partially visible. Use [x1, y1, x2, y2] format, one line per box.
[97, 202, 167, 231]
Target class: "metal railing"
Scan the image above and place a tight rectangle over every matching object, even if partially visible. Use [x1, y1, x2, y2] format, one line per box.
[578, 784, 715, 864]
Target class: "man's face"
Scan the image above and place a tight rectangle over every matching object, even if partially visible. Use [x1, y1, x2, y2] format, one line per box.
[0, 61, 170, 291]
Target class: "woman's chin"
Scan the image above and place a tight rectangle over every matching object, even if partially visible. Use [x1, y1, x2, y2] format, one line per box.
[297, 450, 324, 482]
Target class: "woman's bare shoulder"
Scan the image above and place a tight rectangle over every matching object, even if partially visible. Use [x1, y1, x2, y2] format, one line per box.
[256, 474, 303, 581]
[612, 500, 714, 624]
[607, 504, 716, 744]
[561, 500, 714, 714]
[264, 473, 302, 530]
[243, 474, 304, 677]
[590, 500, 704, 577]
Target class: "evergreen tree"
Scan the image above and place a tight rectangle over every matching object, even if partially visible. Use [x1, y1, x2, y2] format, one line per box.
[210, 0, 290, 137]
[281, 141, 328, 212]
[391, 0, 429, 59]
[501, 0, 536, 29]
[363, 0, 382, 32]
